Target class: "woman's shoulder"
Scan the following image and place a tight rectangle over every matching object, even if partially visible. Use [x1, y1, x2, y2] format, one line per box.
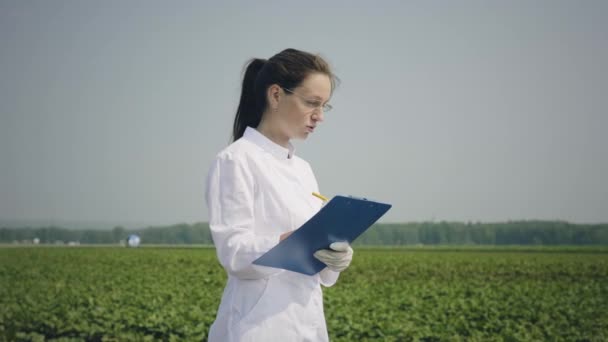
[291, 154, 312, 169]
[212, 137, 259, 164]
[210, 138, 314, 172]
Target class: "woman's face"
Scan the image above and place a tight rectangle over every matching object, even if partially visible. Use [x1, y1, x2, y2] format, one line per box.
[274, 73, 332, 141]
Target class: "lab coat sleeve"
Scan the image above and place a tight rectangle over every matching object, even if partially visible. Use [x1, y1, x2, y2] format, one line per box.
[319, 268, 340, 287]
[205, 153, 283, 280]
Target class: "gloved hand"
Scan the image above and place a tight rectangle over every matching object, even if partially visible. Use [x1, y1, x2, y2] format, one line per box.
[313, 241, 354, 272]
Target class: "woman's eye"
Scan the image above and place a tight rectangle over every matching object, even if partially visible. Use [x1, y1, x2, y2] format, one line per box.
[307, 101, 321, 107]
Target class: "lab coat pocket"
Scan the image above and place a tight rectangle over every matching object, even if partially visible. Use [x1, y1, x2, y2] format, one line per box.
[235, 275, 291, 339]
[232, 277, 271, 322]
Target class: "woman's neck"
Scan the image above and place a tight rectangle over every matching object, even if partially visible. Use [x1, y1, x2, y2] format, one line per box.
[257, 118, 290, 148]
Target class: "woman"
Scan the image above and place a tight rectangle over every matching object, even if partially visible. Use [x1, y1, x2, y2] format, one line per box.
[205, 48, 354, 341]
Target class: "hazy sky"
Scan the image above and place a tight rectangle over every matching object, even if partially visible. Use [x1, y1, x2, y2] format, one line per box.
[1, 0, 607, 227]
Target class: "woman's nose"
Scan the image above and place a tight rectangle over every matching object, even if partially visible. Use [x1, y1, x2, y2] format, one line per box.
[312, 110, 324, 122]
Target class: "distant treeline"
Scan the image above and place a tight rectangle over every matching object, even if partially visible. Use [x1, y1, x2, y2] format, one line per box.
[2, 221, 608, 245]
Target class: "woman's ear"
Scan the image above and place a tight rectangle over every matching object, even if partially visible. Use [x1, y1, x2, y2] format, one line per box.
[267, 84, 281, 111]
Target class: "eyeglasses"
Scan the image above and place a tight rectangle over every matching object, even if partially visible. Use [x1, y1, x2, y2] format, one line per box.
[282, 87, 333, 112]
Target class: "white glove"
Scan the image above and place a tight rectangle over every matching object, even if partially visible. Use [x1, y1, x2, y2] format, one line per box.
[313, 241, 353, 272]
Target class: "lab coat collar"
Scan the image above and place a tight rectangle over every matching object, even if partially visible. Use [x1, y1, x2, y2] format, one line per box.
[243, 126, 295, 160]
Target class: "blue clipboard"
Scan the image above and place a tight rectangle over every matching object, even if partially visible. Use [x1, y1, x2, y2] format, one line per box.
[253, 195, 392, 275]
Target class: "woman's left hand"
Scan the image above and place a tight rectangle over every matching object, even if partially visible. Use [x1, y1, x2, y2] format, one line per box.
[279, 230, 294, 241]
[313, 242, 354, 272]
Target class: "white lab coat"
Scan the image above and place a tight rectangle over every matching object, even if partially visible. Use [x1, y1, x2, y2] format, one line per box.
[205, 126, 340, 341]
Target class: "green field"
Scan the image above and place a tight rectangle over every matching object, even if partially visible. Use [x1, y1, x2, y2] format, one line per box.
[1, 247, 607, 341]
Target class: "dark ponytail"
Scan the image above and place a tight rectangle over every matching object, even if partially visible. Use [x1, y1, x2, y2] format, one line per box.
[232, 58, 267, 142]
[231, 49, 339, 142]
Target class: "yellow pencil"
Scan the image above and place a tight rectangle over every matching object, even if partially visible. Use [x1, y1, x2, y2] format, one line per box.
[312, 192, 329, 202]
